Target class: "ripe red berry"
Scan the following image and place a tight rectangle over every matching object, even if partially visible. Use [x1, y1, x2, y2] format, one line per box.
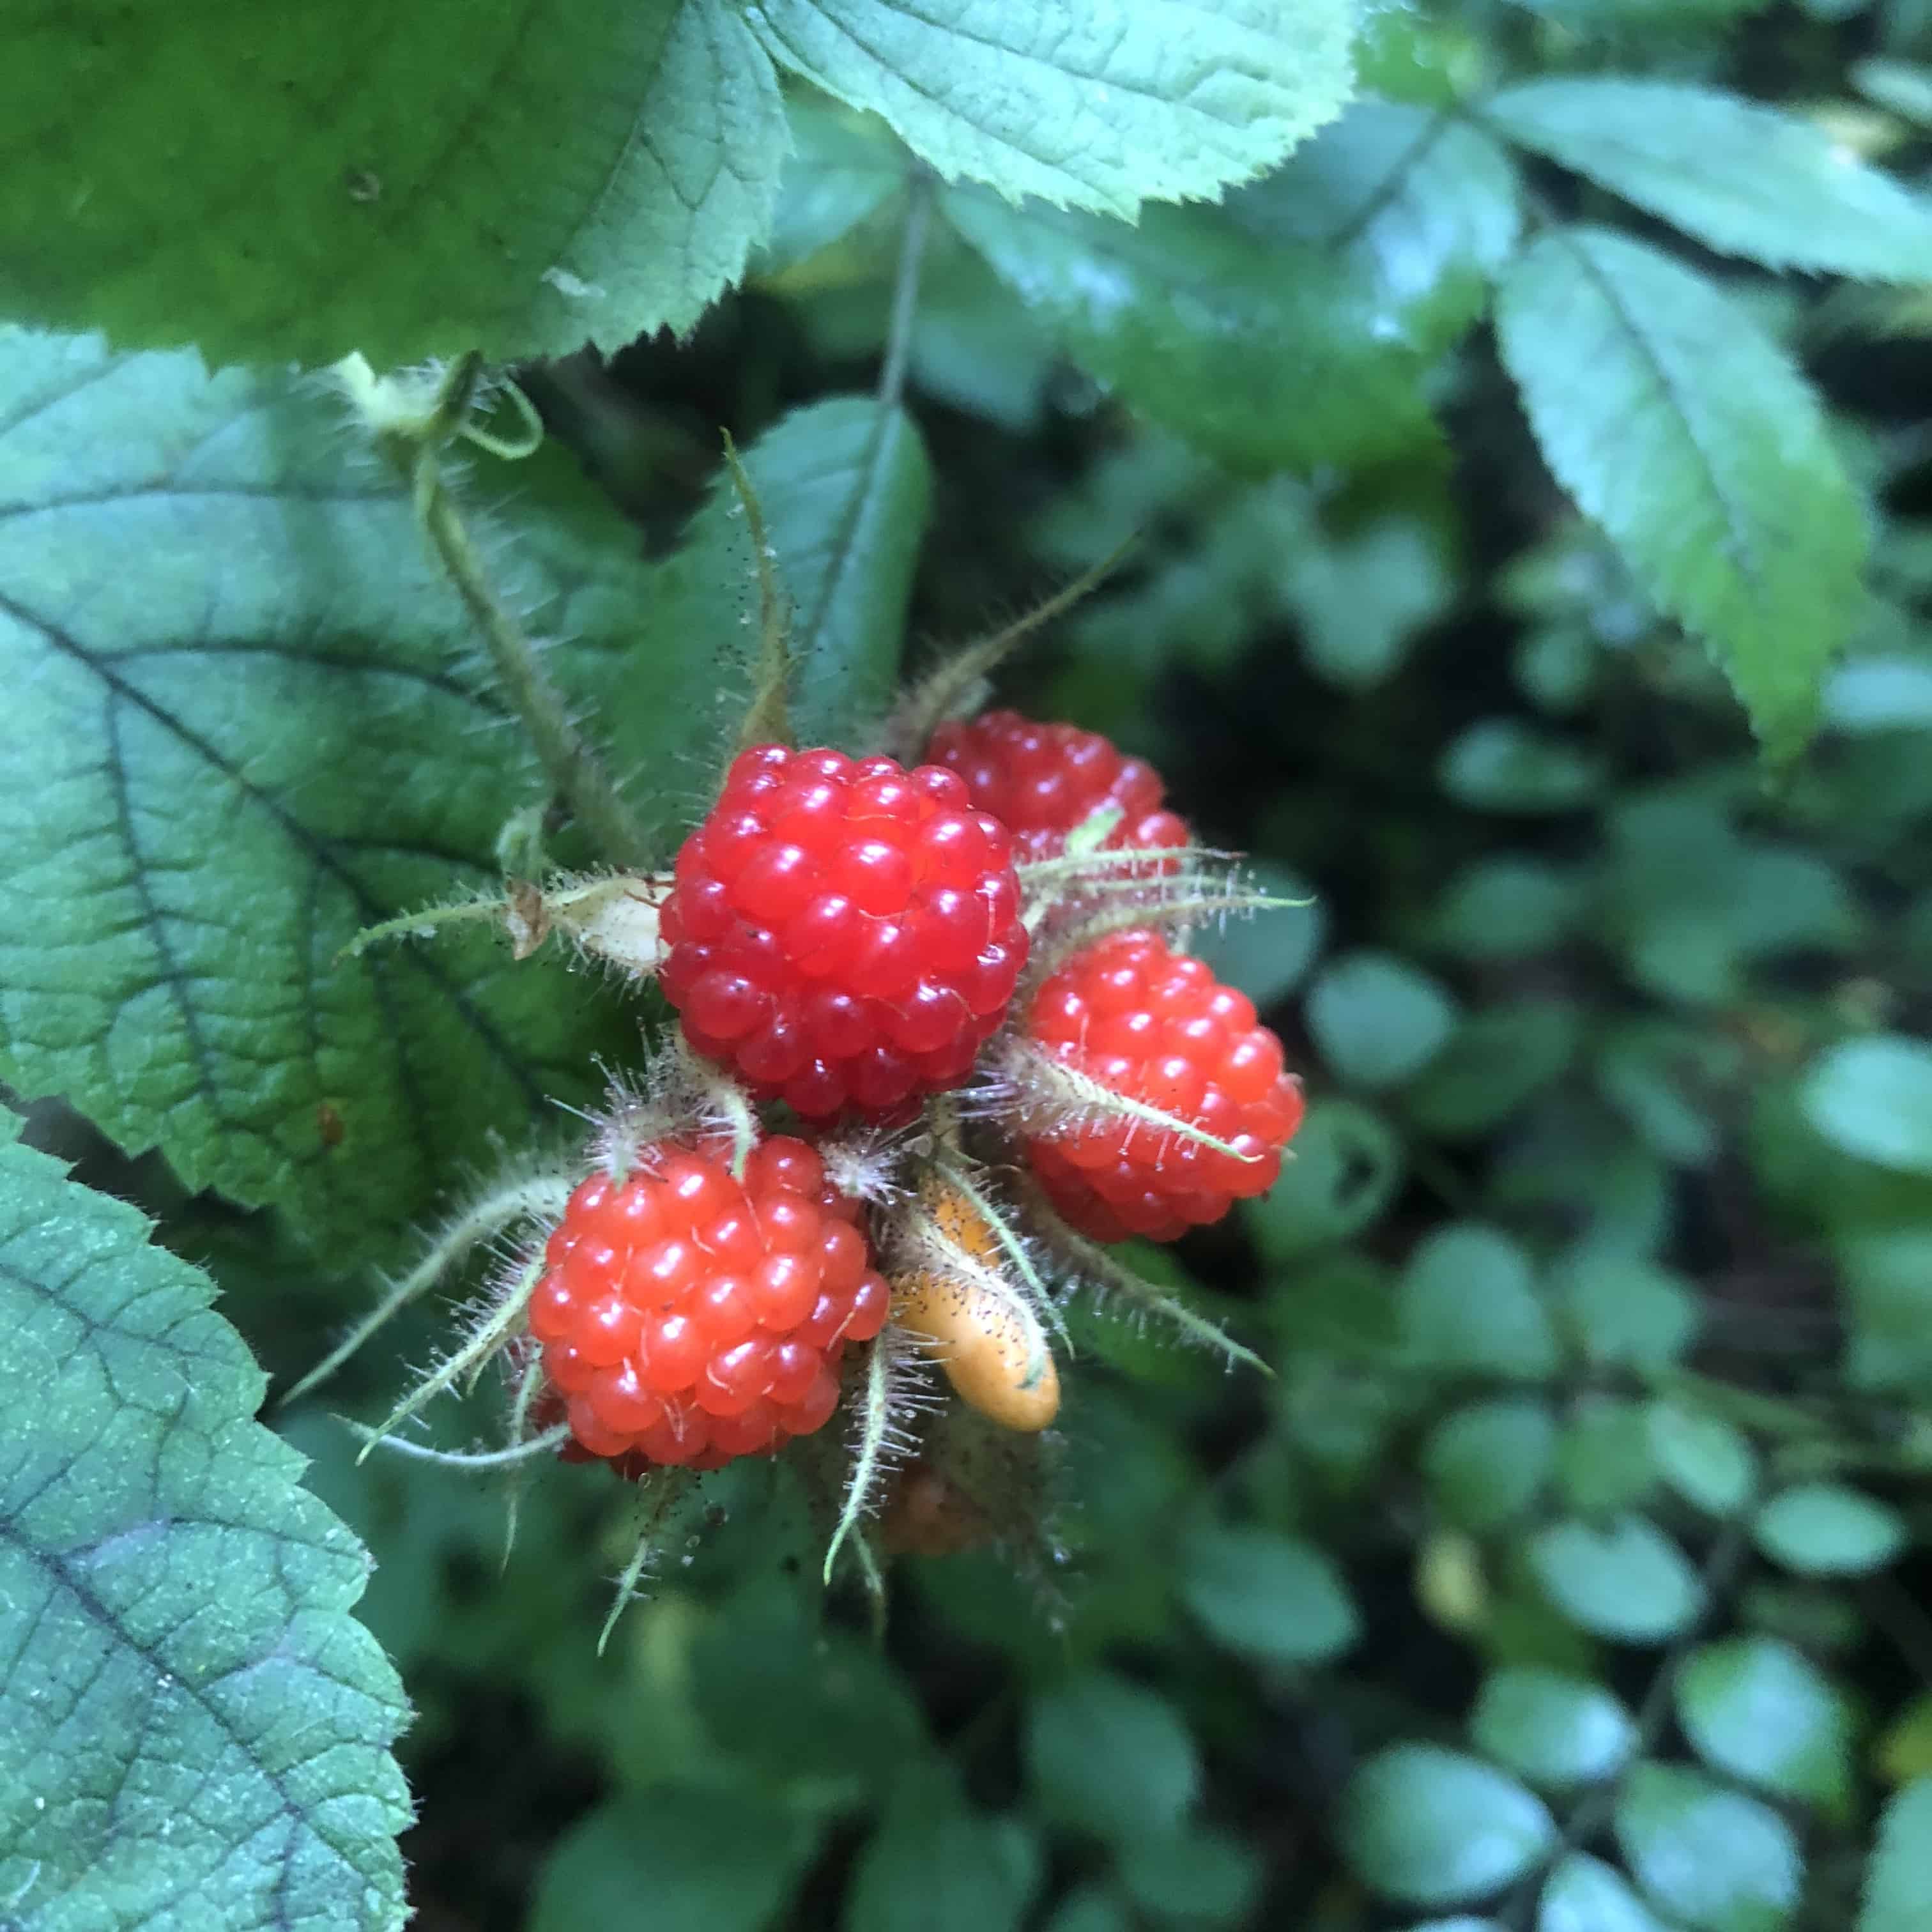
[1022, 929, 1303, 1243]
[657, 745, 1029, 1119]
[925, 710, 1192, 863]
[527, 1135, 890, 1472]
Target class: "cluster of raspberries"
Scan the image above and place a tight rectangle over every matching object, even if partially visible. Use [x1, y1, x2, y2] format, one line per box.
[532, 710, 1303, 1473]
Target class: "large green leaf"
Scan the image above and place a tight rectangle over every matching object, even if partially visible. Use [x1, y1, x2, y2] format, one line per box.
[1398, 1223, 1558, 1379]
[1615, 1763, 1801, 1932]
[1526, 1516, 1703, 1644]
[0, 1127, 409, 1926]
[1496, 228, 1867, 761]
[650, 395, 931, 755]
[0, 328, 700, 1259]
[846, 1772, 1041, 1932]
[1181, 1524, 1360, 1666]
[746, 0, 1355, 218]
[945, 99, 1517, 472]
[1487, 80, 1932, 282]
[1675, 1636, 1852, 1811]
[1473, 1669, 1636, 1791]
[1340, 1745, 1556, 1908]
[3, 2, 786, 369]
[528, 1788, 820, 1932]
[1025, 1673, 1200, 1846]
[1799, 1036, 1932, 1176]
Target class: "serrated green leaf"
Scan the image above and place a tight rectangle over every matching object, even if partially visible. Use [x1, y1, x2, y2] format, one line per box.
[0, 330, 691, 1259]
[1423, 1399, 1556, 1533]
[1539, 1854, 1675, 1932]
[1231, 97, 1521, 330]
[1309, 951, 1460, 1091]
[3, 2, 786, 369]
[1676, 1636, 1853, 1811]
[746, 0, 1354, 218]
[1399, 1224, 1560, 1380]
[1862, 1779, 1932, 1932]
[1473, 1668, 1637, 1790]
[1527, 1516, 1704, 1643]
[528, 1788, 820, 1932]
[650, 395, 931, 751]
[846, 1772, 1041, 1932]
[1027, 1674, 1199, 1847]
[946, 97, 1516, 473]
[1497, 227, 1867, 762]
[0, 1128, 410, 1927]
[1487, 80, 1932, 282]
[943, 191, 1440, 474]
[1799, 1036, 1932, 1176]
[1243, 1100, 1406, 1257]
[1647, 1402, 1758, 1516]
[1615, 1763, 1802, 1932]
[1181, 1524, 1360, 1666]
[1340, 1745, 1556, 1908]
[1754, 1482, 1906, 1576]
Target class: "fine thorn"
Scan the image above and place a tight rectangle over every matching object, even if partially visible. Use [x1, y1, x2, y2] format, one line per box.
[885, 531, 1140, 761]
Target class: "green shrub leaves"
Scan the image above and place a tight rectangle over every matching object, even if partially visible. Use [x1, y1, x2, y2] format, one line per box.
[1496, 228, 1866, 762]
[1487, 80, 1932, 280]
[746, 0, 1354, 218]
[0, 1126, 408, 1926]
[4, 1, 788, 369]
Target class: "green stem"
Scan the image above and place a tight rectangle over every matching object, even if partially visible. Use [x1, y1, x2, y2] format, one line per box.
[878, 171, 934, 410]
[381, 355, 650, 868]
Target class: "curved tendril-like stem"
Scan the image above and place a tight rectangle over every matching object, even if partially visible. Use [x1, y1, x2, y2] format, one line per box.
[673, 1032, 760, 1178]
[367, 351, 651, 869]
[852, 1529, 888, 1646]
[281, 1175, 571, 1410]
[1016, 1044, 1263, 1165]
[341, 1418, 572, 1469]
[501, 1354, 549, 1569]
[824, 1338, 895, 1588]
[335, 891, 511, 963]
[1027, 1182, 1275, 1379]
[355, 1258, 544, 1464]
[599, 1469, 698, 1655]
[933, 1154, 1070, 1348]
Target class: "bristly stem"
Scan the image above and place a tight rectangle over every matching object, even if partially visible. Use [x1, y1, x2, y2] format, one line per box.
[385, 353, 650, 869]
[878, 169, 935, 410]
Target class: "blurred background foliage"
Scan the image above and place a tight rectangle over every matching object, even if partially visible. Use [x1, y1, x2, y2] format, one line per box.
[26, 0, 1932, 1925]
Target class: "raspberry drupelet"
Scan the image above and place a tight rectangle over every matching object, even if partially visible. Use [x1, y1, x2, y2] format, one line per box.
[925, 710, 1192, 863]
[657, 745, 1029, 1119]
[528, 1135, 890, 1472]
[1022, 928, 1303, 1243]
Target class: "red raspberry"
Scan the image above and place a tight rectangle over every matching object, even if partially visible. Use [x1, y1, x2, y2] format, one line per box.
[1022, 929, 1303, 1243]
[657, 745, 1029, 1119]
[925, 710, 1192, 864]
[526, 1135, 891, 1472]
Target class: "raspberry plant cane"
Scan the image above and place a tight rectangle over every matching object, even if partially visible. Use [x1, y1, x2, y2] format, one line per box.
[314, 360, 1306, 1636]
